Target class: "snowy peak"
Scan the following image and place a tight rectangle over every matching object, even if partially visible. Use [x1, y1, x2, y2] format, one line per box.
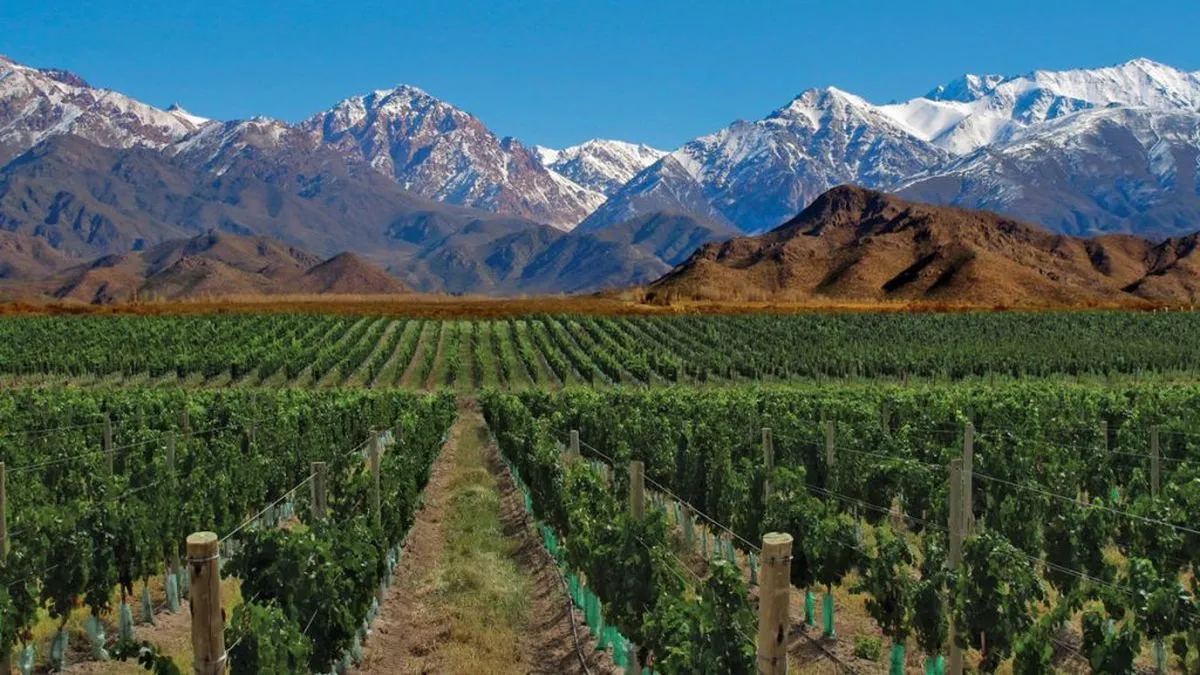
[926, 73, 1006, 102]
[1021, 57, 1200, 111]
[587, 85, 947, 233]
[537, 138, 666, 196]
[0, 55, 211, 167]
[881, 58, 1200, 155]
[770, 86, 881, 127]
[166, 103, 210, 127]
[298, 84, 603, 229]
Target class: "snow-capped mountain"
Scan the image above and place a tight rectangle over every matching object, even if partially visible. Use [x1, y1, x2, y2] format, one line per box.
[581, 87, 948, 233]
[583, 58, 1200, 236]
[297, 85, 604, 230]
[879, 58, 1200, 154]
[0, 56, 606, 231]
[0, 54, 212, 166]
[897, 106, 1200, 237]
[535, 139, 665, 196]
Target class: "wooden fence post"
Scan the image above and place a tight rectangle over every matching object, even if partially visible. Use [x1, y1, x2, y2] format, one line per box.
[824, 420, 836, 472]
[569, 430, 580, 458]
[1151, 425, 1161, 498]
[762, 428, 774, 504]
[182, 408, 191, 435]
[947, 458, 964, 675]
[368, 433, 384, 604]
[963, 422, 975, 535]
[104, 414, 113, 474]
[1, 462, 7, 560]
[311, 461, 328, 520]
[187, 532, 225, 674]
[629, 460, 645, 520]
[368, 433, 382, 529]
[166, 433, 182, 579]
[757, 532, 793, 675]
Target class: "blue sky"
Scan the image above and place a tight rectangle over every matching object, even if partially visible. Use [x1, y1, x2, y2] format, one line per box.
[2, 0, 1198, 150]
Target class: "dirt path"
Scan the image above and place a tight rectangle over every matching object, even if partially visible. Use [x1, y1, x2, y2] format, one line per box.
[354, 399, 616, 674]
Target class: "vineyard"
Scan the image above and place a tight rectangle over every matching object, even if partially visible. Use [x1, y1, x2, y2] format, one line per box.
[482, 382, 1200, 674]
[0, 387, 456, 673]
[3, 312, 1200, 389]
[1, 309, 1199, 674]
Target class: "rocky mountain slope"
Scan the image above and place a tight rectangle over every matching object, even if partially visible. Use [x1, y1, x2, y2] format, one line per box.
[27, 231, 408, 303]
[0, 55, 601, 230]
[0, 133, 728, 298]
[583, 88, 949, 233]
[897, 107, 1200, 237]
[647, 185, 1200, 306]
[298, 86, 604, 229]
[0, 54, 211, 167]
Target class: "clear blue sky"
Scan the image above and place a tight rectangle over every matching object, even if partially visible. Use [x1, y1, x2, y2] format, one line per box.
[2, 0, 1197, 150]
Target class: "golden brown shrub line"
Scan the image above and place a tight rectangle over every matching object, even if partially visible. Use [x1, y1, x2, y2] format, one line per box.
[0, 290, 1173, 319]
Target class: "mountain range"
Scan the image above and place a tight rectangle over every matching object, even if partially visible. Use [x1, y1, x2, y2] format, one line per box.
[1, 52, 1199, 299]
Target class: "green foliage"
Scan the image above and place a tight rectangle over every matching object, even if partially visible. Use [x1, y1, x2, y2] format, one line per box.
[225, 601, 312, 675]
[0, 386, 455, 670]
[643, 561, 756, 675]
[912, 534, 949, 659]
[953, 531, 1045, 673]
[1082, 610, 1140, 674]
[853, 634, 883, 661]
[483, 390, 755, 671]
[853, 524, 916, 642]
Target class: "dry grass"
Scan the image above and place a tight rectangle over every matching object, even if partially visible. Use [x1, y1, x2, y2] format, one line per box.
[430, 421, 529, 673]
[31, 574, 244, 673]
[0, 291, 1179, 320]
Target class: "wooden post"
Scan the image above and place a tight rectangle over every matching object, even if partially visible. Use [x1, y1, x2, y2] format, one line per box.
[368, 433, 382, 529]
[947, 457, 964, 675]
[757, 532, 793, 675]
[824, 420, 836, 472]
[1150, 425, 1161, 498]
[0, 462, 7, 559]
[311, 462, 328, 520]
[166, 433, 182, 578]
[569, 430, 580, 458]
[880, 399, 891, 435]
[762, 428, 774, 504]
[182, 408, 191, 435]
[963, 422, 975, 535]
[187, 532, 225, 675]
[104, 414, 113, 474]
[629, 460, 645, 520]
[367, 434, 385, 604]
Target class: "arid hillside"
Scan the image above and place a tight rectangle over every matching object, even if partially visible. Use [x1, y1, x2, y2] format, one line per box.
[647, 185, 1200, 305]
